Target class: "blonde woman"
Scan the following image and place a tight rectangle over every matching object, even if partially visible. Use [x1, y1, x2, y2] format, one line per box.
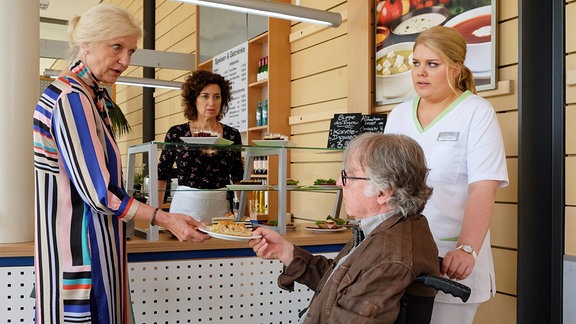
[33, 4, 209, 323]
[385, 26, 509, 323]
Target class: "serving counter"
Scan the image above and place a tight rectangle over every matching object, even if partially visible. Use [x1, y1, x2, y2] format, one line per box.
[0, 226, 351, 323]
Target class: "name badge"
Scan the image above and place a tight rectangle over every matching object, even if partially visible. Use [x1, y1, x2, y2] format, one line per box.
[437, 131, 459, 142]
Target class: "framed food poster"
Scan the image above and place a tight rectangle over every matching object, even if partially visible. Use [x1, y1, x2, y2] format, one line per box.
[375, 0, 496, 105]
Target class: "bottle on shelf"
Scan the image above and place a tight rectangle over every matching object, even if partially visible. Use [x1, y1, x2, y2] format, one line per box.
[256, 58, 263, 81]
[253, 157, 259, 174]
[263, 56, 269, 80]
[262, 99, 268, 126]
[256, 101, 262, 126]
[263, 156, 268, 175]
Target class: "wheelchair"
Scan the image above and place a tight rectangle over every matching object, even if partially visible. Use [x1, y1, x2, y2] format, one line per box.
[395, 258, 471, 324]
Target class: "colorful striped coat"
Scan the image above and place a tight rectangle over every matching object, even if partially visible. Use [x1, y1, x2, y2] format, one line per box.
[33, 63, 140, 323]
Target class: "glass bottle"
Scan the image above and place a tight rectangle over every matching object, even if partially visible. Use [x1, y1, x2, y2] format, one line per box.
[256, 101, 262, 126]
[262, 99, 268, 126]
[263, 56, 269, 80]
[257, 58, 263, 81]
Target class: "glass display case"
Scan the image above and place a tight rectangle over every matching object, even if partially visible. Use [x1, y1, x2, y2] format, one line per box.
[125, 141, 343, 240]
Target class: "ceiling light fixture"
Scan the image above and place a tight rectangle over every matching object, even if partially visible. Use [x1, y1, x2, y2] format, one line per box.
[173, 0, 341, 27]
[43, 69, 183, 90]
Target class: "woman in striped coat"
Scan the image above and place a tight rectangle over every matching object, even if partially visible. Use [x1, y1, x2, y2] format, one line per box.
[32, 4, 210, 323]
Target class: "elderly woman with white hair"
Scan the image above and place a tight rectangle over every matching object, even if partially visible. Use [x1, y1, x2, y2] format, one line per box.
[32, 4, 209, 323]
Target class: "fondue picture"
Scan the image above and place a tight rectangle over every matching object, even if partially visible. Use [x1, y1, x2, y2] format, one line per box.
[374, 0, 495, 104]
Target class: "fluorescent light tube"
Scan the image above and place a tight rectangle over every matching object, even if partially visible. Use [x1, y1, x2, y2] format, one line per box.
[174, 0, 341, 27]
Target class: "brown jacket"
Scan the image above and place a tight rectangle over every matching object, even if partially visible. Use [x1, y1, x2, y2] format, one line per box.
[279, 214, 439, 324]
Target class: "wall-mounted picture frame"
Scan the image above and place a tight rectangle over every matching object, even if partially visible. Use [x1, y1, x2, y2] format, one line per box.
[375, 0, 496, 105]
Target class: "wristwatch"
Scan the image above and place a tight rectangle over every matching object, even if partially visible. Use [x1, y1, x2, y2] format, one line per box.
[456, 244, 477, 260]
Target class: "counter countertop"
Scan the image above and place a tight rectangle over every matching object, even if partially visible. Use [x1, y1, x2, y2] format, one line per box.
[0, 225, 352, 257]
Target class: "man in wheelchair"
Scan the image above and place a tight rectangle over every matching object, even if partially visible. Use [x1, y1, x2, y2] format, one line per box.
[250, 133, 445, 323]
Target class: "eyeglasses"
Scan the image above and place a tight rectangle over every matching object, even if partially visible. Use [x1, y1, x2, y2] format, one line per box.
[340, 169, 371, 186]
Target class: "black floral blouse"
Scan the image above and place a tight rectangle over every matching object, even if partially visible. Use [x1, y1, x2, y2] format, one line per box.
[157, 122, 244, 189]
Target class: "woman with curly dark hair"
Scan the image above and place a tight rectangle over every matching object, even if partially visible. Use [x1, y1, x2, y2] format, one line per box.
[157, 70, 244, 224]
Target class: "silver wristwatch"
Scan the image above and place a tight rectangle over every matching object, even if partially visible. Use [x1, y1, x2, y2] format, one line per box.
[456, 244, 477, 260]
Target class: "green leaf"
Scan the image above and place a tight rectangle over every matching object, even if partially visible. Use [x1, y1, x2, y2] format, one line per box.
[107, 103, 131, 137]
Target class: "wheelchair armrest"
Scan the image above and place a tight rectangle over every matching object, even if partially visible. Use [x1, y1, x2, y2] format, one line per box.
[414, 274, 471, 303]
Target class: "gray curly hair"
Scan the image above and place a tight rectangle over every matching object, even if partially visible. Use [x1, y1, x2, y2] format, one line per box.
[343, 133, 433, 217]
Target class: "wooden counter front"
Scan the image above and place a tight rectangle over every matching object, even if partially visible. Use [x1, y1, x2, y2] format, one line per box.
[0, 226, 352, 258]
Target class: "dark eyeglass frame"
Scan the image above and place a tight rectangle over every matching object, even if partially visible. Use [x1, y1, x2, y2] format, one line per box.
[340, 169, 371, 186]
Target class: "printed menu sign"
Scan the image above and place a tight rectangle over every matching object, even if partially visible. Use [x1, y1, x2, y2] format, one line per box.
[327, 113, 387, 149]
[213, 42, 248, 132]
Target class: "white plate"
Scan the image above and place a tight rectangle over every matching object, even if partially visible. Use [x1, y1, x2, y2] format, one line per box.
[198, 226, 261, 241]
[181, 137, 234, 145]
[303, 185, 340, 190]
[305, 226, 347, 233]
[226, 184, 269, 191]
[252, 140, 291, 147]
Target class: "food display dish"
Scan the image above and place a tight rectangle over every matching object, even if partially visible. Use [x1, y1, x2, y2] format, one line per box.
[376, 42, 417, 100]
[198, 226, 261, 241]
[390, 6, 450, 36]
[304, 226, 347, 233]
[444, 5, 492, 73]
[181, 137, 234, 145]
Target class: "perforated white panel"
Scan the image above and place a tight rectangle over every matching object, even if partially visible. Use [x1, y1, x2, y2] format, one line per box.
[0, 253, 337, 323]
[0, 266, 36, 323]
[129, 255, 338, 323]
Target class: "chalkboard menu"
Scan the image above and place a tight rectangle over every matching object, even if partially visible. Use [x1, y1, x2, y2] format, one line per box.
[360, 114, 387, 133]
[327, 113, 387, 149]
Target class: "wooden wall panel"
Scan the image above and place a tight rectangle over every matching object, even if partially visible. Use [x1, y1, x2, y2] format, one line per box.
[568, 105, 576, 154]
[488, 66, 518, 113]
[291, 35, 347, 80]
[291, 67, 347, 107]
[155, 6, 194, 41]
[498, 0, 518, 20]
[567, 2, 576, 54]
[291, 98, 347, 117]
[567, 156, 576, 206]
[474, 293, 517, 324]
[291, 122, 331, 135]
[497, 19, 518, 68]
[156, 19, 195, 52]
[498, 111, 519, 157]
[492, 248, 517, 295]
[155, 0, 181, 21]
[567, 54, 576, 104]
[491, 203, 518, 249]
[156, 68, 190, 82]
[567, 207, 576, 256]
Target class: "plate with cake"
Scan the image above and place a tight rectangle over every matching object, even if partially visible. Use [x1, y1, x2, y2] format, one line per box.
[198, 220, 261, 241]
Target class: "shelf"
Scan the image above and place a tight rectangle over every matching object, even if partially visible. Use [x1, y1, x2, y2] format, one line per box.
[248, 125, 269, 132]
[249, 79, 268, 88]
